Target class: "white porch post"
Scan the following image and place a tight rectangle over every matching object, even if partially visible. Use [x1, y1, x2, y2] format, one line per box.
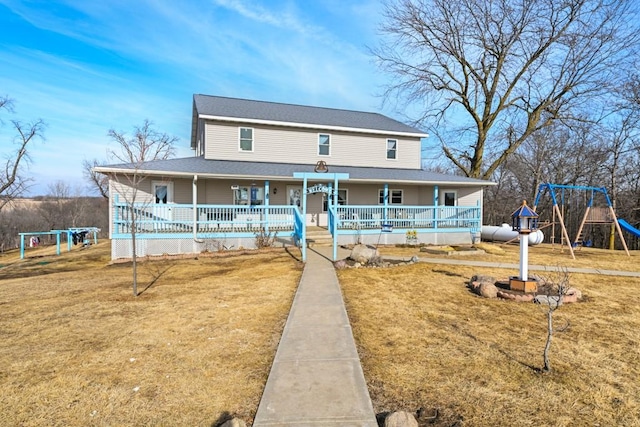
[264, 180, 270, 234]
[192, 175, 198, 253]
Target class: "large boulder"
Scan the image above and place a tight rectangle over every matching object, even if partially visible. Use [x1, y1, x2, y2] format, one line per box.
[468, 274, 496, 295]
[479, 282, 498, 298]
[384, 411, 419, 427]
[349, 244, 380, 264]
[470, 274, 496, 285]
[220, 419, 246, 427]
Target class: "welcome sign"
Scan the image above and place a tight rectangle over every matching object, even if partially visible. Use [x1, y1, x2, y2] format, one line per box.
[305, 184, 336, 195]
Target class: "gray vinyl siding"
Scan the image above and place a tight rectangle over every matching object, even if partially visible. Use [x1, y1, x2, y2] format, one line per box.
[110, 178, 153, 203]
[457, 188, 482, 206]
[204, 121, 422, 169]
[418, 186, 435, 205]
[438, 187, 481, 207]
[172, 179, 192, 204]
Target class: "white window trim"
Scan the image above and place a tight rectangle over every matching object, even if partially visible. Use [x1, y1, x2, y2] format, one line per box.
[379, 188, 403, 205]
[152, 180, 174, 204]
[443, 190, 458, 206]
[318, 133, 331, 156]
[386, 138, 398, 160]
[323, 188, 348, 212]
[239, 127, 254, 152]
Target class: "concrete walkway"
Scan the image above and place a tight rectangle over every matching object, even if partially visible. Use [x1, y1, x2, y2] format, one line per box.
[253, 247, 377, 426]
[253, 247, 638, 426]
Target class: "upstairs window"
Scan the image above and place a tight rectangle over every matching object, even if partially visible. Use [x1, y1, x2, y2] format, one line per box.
[379, 189, 403, 205]
[318, 134, 331, 156]
[386, 139, 397, 159]
[239, 127, 253, 152]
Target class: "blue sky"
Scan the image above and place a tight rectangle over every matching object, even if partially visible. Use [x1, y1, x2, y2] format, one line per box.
[0, 0, 398, 196]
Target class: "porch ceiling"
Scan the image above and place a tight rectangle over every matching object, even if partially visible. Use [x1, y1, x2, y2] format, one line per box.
[94, 156, 495, 187]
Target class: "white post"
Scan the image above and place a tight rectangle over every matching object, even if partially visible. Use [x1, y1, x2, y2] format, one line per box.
[193, 175, 199, 252]
[520, 233, 528, 281]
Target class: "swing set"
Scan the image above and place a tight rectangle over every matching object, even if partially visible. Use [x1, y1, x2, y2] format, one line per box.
[532, 183, 630, 259]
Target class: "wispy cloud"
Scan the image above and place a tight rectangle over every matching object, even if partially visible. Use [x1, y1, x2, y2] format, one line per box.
[0, 0, 390, 195]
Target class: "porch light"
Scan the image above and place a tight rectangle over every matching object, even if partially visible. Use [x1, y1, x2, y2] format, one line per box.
[510, 200, 539, 293]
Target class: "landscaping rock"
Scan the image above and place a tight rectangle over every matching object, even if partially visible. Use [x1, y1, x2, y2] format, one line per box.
[220, 418, 246, 427]
[567, 287, 582, 300]
[497, 290, 535, 302]
[349, 244, 380, 264]
[470, 274, 496, 285]
[384, 411, 419, 427]
[333, 259, 348, 269]
[479, 282, 498, 298]
[468, 274, 496, 295]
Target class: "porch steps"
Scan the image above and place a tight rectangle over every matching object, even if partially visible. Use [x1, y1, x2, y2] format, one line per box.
[306, 227, 333, 247]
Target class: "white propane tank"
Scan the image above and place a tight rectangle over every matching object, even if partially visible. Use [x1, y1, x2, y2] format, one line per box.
[481, 223, 544, 245]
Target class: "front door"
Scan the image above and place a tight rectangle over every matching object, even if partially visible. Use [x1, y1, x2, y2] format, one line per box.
[287, 186, 303, 212]
[152, 181, 174, 221]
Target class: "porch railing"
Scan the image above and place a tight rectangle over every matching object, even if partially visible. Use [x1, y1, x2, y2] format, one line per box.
[113, 202, 481, 236]
[335, 205, 481, 231]
[113, 203, 298, 235]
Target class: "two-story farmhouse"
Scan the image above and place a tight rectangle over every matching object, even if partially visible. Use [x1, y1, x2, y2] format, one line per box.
[95, 94, 493, 261]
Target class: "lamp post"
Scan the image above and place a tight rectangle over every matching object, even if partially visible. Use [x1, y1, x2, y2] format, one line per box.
[510, 200, 539, 293]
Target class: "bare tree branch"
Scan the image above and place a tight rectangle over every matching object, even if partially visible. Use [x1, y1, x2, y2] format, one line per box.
[102, 119, 178, 297]
[0, 96, 45, 212]
[375, 0, 640, 179]
[82, 158, 110, 198]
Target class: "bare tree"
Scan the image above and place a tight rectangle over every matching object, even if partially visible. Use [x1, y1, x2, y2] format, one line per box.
[83, 158, 109, 198]
[0, 95, 45, 211]
[105, 120, 177, 297]
[534, 269, 572, 373]
[375, 0, 640, 179]
[38, 181, 92, 230]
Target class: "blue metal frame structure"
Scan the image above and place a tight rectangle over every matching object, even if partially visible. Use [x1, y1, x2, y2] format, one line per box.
[533, 183, 629, 257]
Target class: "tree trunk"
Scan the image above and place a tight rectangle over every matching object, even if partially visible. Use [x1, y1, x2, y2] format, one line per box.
[131, 215, 138, 297]
[543, 309, 553, 372]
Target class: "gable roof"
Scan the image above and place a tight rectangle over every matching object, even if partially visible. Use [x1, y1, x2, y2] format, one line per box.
[191, 94, 428, 147]
[94, 156, 494, 187]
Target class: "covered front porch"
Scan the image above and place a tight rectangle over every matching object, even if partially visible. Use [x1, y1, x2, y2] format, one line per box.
[103, 159, 490, 260]
[111, 178, 481, 260]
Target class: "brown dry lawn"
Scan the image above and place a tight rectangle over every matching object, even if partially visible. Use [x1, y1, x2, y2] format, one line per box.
[0, 242, 302, 426]
[340, 244, 640, 426]
[3, 240, 639, 426]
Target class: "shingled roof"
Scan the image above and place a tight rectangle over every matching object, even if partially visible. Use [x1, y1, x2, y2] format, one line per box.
[192, 94, 427, 141]
[95, 156, 493, 186]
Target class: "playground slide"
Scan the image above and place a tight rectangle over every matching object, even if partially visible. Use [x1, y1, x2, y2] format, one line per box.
[618, 218, 640, 238]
